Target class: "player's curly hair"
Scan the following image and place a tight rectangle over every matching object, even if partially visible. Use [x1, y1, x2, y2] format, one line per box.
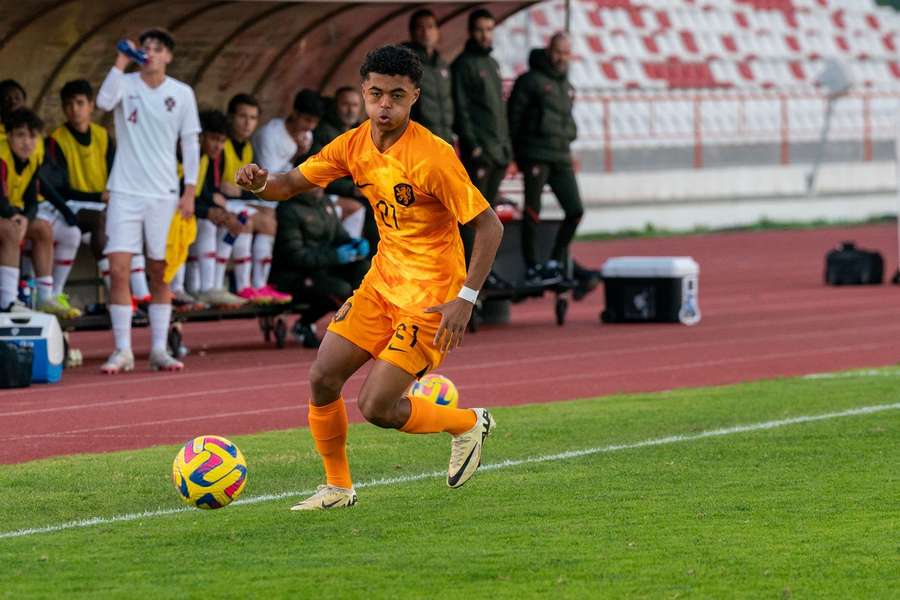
[359, 45, 422, 87]
[199, 109, 228, 135]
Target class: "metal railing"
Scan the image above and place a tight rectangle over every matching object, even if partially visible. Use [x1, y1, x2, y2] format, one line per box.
[568, 88, 900, 171]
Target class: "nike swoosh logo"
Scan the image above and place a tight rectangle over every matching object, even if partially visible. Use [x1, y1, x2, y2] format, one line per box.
[321, 498, 344, 508]
[387, 344, 406, 353]
[448, 445, 478, 487]
[355, 181, 373, 188]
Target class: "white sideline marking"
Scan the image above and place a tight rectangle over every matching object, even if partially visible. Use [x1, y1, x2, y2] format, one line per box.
[8, 313, 900, 406]
[803, 369, 900, 380]
[1, 402, 897, 541]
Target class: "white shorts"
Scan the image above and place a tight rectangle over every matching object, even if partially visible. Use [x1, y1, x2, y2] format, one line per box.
[225, 200, 257, 217]
[105, 192, 177, 260]
[35, 202, 83, 242]
[67, 200, 106, 215]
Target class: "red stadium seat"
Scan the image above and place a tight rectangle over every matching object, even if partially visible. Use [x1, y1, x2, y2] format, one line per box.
[494, 0, 900, 92]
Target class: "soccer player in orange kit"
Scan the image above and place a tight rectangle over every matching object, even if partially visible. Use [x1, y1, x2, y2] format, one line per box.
[236, 45, 504, 510]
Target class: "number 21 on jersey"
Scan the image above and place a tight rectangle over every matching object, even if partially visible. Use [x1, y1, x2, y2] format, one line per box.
[376, 199, 399, 229]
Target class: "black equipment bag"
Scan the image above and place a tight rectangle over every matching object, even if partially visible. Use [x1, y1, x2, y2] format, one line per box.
[824, 242, 883, 285]
[0, 341, 33, 388]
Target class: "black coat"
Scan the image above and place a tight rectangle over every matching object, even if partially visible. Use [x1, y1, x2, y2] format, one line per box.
[507, 49, 578, 165]
[451, 39, 511, 166]
[270, 193, 352, 291]
[403, 42, 454, 143]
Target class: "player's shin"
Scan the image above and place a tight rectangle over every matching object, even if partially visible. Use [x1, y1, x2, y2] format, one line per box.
[308, 398, 352, 489]
[400, 396, 477, 436]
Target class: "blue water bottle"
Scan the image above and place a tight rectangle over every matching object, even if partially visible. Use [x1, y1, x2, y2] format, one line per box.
[223, 211, 249, 245]
[116, 40, 147, 65]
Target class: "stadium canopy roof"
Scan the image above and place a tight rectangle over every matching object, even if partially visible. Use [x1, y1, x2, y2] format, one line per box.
[0, 0, 537, 123]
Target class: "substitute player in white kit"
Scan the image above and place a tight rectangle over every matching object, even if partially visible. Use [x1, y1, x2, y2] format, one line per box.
[96, 28, 200, 373]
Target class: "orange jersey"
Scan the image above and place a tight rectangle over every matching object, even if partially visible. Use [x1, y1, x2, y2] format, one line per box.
[299, 120, 488, 310]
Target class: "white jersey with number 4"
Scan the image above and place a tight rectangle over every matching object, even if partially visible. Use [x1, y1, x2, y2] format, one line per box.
[97, 67, 200, 199]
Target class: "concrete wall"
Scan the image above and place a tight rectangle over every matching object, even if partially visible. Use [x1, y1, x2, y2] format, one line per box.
[516, 160, 899, 234]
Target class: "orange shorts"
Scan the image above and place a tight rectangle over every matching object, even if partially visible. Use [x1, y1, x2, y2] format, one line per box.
[327, 280, 444, 377]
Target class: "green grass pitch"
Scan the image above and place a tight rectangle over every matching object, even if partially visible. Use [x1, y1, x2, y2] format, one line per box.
[1, 368, 898, 598]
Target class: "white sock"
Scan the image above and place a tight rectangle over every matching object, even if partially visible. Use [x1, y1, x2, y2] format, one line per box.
[343, 209, 365, 239]
[52, 224, 81, 295]
[251, 234, 274, 289]
[0, 265, 19, 308]
[233, 233, 252, 292]
[98, 258, 111, 290]
[171, 265, 185, 294]
[130, 255, 151, 299]
[148, 302, 172, 353]
[215, 227, 235, 289]
[109, 304, 132, 351]
[197, 220, 217, 292]
[36, 275, 54, 303]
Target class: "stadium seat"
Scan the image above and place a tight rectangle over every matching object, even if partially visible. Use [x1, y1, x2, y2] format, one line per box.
[491, 0, 900, 152]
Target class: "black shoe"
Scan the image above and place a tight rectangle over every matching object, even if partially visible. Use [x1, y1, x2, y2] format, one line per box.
[524, 261, 563, 287]
[292, 321, 321, 349]
[132, 307, 149, 327]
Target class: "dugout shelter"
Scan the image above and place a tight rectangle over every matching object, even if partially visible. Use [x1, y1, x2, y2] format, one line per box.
[0, 0, 539, 127]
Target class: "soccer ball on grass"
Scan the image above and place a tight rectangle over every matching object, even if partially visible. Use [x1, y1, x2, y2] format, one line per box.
[172, 435, 247, 509]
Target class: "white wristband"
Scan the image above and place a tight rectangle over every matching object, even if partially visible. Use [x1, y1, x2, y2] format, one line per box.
[457, 286, 479, 304]
[249, 180, 267, 195]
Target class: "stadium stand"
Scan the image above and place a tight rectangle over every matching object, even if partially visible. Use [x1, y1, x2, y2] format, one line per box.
[494, 0, 900, 157]
[496, 0, 900, 90]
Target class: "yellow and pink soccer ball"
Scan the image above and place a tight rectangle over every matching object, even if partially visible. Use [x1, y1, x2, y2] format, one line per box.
[172, 435, 247, 509]
[408, 373, 459, 409]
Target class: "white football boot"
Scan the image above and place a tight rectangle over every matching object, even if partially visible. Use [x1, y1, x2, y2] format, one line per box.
[149, 348, 184, 372]
[290, 485, 358, 511]
[100, 349, 135, 374]
[447, 408, 496, 488]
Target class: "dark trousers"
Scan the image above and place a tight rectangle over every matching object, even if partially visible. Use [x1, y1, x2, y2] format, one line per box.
[460, 157, 507, 264]
[75, 208, 106, 260]
[286, 260, 369, 325]
[520, 161, 583, 268]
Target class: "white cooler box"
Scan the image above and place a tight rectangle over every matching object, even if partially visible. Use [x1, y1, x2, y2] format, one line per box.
[600, 257, 700, 325]
[0, 313, 64, 383]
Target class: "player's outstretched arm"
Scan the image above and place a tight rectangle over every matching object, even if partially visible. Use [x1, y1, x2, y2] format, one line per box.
[426, 207, 504, 353]
[234, 163, 316, 201]
[462, 207, 504, 294]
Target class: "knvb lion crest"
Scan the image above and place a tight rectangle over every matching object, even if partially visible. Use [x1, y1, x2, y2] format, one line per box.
[164, 97, 176, 112]
[393, 183, 415, 207]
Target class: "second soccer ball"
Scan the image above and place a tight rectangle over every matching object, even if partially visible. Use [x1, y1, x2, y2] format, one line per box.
[408, 373, 459, 409]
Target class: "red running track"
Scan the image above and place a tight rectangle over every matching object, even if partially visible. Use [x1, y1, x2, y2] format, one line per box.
[1, 224, 899, 464]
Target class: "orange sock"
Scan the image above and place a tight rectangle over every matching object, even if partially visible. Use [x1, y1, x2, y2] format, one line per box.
[308, 398, 352, 489]
[400, 396, 477, 436]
